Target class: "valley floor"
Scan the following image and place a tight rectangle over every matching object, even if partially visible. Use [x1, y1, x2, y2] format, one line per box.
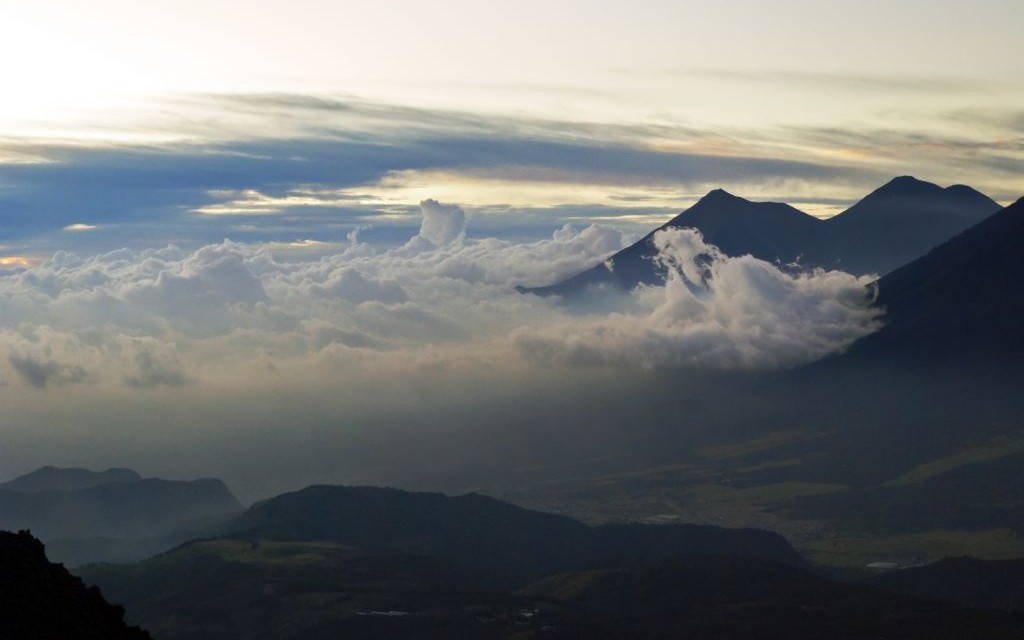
[490, 427, 1024, 573]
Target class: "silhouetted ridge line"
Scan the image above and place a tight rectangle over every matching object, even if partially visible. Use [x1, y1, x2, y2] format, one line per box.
[0, 467, 244, 566]
[829, 196, 1024, 367]
[520, 177, 1000, 297]
[227, 484, 803, 586]
[0, 530, 151, 639]
[0, 466, 141, 493]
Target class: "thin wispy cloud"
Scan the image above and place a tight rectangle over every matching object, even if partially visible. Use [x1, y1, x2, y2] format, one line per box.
[2, 91, 1021, 263]
[675, 68, 995, 94]
[0, 93, 894, 253]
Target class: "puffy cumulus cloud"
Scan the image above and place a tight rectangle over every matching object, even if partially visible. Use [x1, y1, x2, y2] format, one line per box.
[0, 200, 892, 500]
[306, 269, 408, 305]
[515, 228, 882, 370]
[551, 223, 624, 257]
[415, 199, 467, 247]
[0, 204, 884, 398]
[0, 203, 629, 391]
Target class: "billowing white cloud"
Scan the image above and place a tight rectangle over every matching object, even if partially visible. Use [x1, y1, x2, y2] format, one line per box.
[415, 199, 467, 247]
[0, 204, 881, 393]
[514, 227, 881, 369]
[0, 205, 629, 390]
[0, 201, 885, 498]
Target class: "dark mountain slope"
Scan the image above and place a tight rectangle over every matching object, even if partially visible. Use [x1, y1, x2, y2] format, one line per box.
[521, 189, 821, 296]
[0, 530, 150, 640]
[523, 555, 1024, 639]
[749, 197, 1024, 533]
[838, 196, 1024, 366]
[227, 484, 802, 585]
[870, 557, 1024, 612]
[82, 541, 1024, 640]
[825, 176, 999, 275]
[81, 539, 501, 640]
[522, 177, 1000, 297]
[229, 485, 595, 585]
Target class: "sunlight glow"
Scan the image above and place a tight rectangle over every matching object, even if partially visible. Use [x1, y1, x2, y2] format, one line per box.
[0, 256, 35, 268]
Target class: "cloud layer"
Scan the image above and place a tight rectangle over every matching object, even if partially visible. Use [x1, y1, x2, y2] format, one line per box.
[0, 201, 879, 386]
[516, 228, 881, 369]
[0, 201, 882, 498]
[0, 93, 901, 258]
[3, 92, 1019, 266]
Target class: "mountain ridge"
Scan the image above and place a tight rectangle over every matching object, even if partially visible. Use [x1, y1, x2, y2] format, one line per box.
[0, 530, 151, 639]
[0, 467, 244, 566]
[521, 176, 1001, 297]
[829, 195, 1024, 367]
[0, 466, 142, 493]
[225, 484, 804, 586]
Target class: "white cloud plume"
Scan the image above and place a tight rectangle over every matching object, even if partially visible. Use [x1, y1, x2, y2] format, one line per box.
[0, 205, 882, 393]
[514, 227, 882, 369]
[415, 199, 467, 247]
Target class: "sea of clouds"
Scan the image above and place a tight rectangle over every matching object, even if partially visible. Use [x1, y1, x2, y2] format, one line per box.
[0, 199, 880, 390]
[0, 200, 882, 497]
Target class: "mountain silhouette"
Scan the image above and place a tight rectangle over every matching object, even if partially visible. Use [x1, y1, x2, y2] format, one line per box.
[825, 176, 1000, 274]
[520, 189, 820, 297]
[0, 466, 141, 494]
[0, 530, 151, 639]
[520, 177, 999, 297]
[769, 197, 1024, 535]
[227, 484, 802, 586]
[0, 467, 244, 566]
[837, 196, 1024, 367]
[0, 476, 242, 541]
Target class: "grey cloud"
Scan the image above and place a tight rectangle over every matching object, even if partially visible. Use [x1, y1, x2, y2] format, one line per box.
[3, 91, 1019, 261]
[309, 269, 408, 305]
[0, 92, 893, 254]
[945, 108, 1024, 134]
[124, 345, 185, 389]
[9, 355, 87, 389]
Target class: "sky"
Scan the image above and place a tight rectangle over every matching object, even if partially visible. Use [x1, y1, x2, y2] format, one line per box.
[0, 1, 1021, 498]
[2, 0, 1022, 260]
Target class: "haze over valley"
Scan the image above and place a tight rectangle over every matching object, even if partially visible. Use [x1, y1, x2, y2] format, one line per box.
[2, 1, 1024, 637]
